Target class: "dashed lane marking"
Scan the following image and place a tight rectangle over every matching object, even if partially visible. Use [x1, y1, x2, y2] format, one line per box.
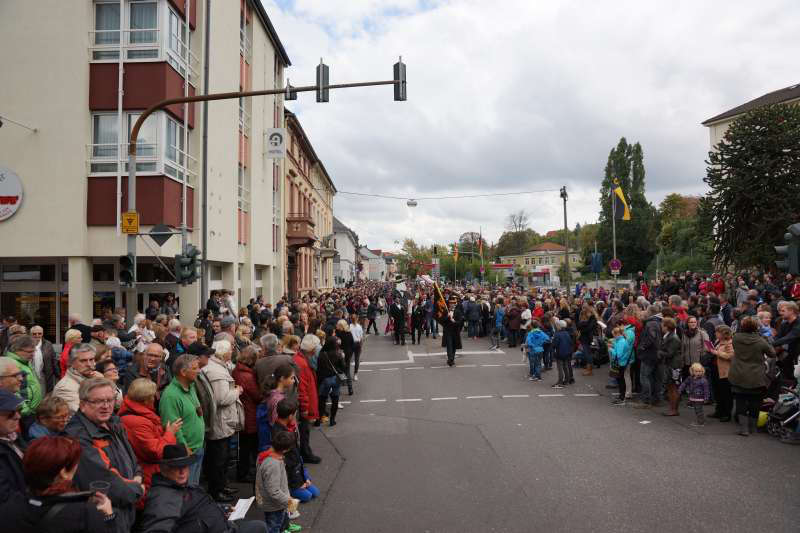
[466, 395, 493, 399]
[574, 393, 600, 397]
[482, 364, 503, 367]
[404, 366, 425, 370]
[502, 394, 530, 398]
[431, 365, 447, 369]
[360, 399, 387, 403]
[506, 363, 527, 367]
[380, 368, 399, 371]
[396, 398, 423, 402]
[456, 364, 477, 368]
[538, 394, 565, 397]
[431, 397, 458, 401]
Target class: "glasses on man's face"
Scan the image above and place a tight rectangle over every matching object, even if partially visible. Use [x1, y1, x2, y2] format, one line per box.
[85, 398, 115, 406]
[103, 367, 118, 374]
[0, 372, 23, 380]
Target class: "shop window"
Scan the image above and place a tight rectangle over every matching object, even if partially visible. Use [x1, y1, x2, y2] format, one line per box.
[1, 292, 58, 342]
[210, 265, 223, 281]
[2, 265, 55, 282]
[93, 263, 116, 282]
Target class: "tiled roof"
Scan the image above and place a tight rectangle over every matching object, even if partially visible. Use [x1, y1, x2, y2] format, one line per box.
[702, 83, 800, 125]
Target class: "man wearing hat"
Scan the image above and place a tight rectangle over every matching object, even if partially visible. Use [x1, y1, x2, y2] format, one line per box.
[0, 390, 25, 503]
[441, 295, 464, 367]
[138, 443, 267, 533]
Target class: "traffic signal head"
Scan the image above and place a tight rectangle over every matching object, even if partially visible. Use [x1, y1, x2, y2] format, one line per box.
[119, 253, 135, 286]
[433, 245, 438, 255]
[393, 58, 406, 102]
[316, 61, 329, 103]
[285, 80, 297, 101]
[775, 223, 800, 275]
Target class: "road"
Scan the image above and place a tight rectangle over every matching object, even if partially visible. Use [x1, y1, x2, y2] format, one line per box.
[243, 315, 799, 532]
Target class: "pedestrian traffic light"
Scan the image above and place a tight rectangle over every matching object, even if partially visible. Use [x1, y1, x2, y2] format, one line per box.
[316, 60, 329, 103]
[119, 253, 135, 286]
[775, 223, 800, 275]
[393, 57, 406, 101]
[175, 245, 201, 285]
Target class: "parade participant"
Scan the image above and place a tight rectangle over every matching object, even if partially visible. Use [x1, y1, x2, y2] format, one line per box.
[441, 295, 464, 367]
[390, 295, 406, 346]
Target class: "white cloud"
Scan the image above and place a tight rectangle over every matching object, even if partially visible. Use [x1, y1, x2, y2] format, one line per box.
[262, 0, 800, 250]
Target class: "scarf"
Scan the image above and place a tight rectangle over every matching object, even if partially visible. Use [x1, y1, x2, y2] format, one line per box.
[33, 341, 44, 380]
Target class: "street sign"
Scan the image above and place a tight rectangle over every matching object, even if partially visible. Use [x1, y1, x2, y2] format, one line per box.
[609, 258, 622, 276]
[265, 128, 286, 159]
[149, 223, 174, 247]
[121, 211, 139, 234]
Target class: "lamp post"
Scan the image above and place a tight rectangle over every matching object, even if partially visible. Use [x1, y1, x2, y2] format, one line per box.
[560, 186, 570, 287]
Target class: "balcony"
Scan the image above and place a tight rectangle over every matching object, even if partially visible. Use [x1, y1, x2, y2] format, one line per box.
[286, 213, 316, 249]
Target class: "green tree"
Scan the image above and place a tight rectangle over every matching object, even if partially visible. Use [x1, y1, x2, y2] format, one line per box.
[704, 104, 800, 269]
[596, 137, 660, 274]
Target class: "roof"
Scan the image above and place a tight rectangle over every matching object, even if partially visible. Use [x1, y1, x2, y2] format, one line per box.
[358, 247, 380, 260]
[702, 82, 800, 125]
[531, 242, 566, 252]
[249, 0, 291, 66]
[333, 216, 358, 244]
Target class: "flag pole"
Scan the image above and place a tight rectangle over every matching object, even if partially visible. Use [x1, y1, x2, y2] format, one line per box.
[612, 181, 618, 290]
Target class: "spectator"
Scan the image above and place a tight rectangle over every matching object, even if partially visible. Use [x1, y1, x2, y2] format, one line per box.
[0, 356, 24, 394]
[105, 337, 133, 378]
[660, 318, 683, 417]
[6, 335, 44, 433]
[59, 329, 84, 378]
[294, 335, 321, 464]
[95, 359, 123, 410]
[165, 327, 197, 371]
[635, 305, 663, 409]
[67, 314, 92, 344]
[729, 316, 776, 436]
[28, 394, 70, 439]
[273, 398, 320, 506]
[64, 377, 143, 533]
[0, 389, 25, 503]
[159, 352, 206, 486]
[315, 337, 344, 427]
[1, 436, 115, 533]
[120, 342, 170, 398]
[334, 320, 355, 395]
[29, 326, 58, 393]
[145, 300, 161, 322]
[88, 325, 107, 351]
[552, 320, 574, 387]
[255, 333, 294, 393]
[203, 339, 243, 502]
[232, 345, 262, 482]
[138, 444, 266, 533]
[118, 378, 181, 491]
[257, 431, 298, 533]
[709, 325, 735, 422]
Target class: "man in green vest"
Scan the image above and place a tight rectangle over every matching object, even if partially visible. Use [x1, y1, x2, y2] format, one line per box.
[5, 335, 43, 435]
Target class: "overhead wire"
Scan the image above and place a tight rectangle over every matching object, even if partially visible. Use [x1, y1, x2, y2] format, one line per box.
[320, 188, 561, 201]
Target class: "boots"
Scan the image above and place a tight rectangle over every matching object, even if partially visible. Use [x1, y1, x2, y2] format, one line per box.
[582, 366, 593, 376]
[737, 416, 749, 436]
[329, 400, 339, 427]
[661, 385, 679, 416]
[748, 416, 757, 435]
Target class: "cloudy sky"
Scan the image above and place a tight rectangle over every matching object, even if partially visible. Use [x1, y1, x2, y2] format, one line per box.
[263, 0, 799, 252]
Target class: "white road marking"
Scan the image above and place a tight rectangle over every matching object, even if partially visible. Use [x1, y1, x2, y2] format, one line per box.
[430, 365, 447, 369]
[339, 401, 351, 405]
[404, 366, 424, 370]
[358, 369, 373, 372]
[502, 394, 530, 398]
[639, 420, 652, 425]
[431, 397, 458, 401]
[411, 350, 505, 357]
[574, 393, 600, 397]
[506, 363, 527, 367]
[360, 399, 387, 403]
[538, 394, 565, 397]
[396, 398, 422, 402]
[481, 364, 502, 367]
[456, 364, 477, 368]
[380, 368, 399, 371]
[466, 395, 493, 399]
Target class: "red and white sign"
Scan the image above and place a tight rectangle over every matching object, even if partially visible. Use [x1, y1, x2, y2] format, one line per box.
[0, 166, 23, 221]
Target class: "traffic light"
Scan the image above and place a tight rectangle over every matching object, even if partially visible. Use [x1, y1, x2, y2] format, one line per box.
[775, 223, 800, 275]
[316, 60, 329, 103]
[175, 245, 201, 285]
[285, 80, 297, 101]
[433, 245, 438, 255]
[393, 57, 406, 101]
[119, 253, 135, 286]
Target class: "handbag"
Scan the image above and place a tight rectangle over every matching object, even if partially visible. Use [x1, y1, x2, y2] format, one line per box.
[609, 359, 621, 378]
[326, 354, 348, 384]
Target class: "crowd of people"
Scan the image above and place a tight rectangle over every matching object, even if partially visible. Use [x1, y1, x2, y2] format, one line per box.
[0, 271, 797, 532]
[0, 282, 392, 533]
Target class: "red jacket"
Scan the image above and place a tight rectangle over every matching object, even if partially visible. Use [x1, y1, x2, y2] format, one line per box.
[232, 362, 261, 434]
[711, 280, 725, 296]
[118, 396, 176, 491]
[293, 351, 319, 420]
[59, 342, 74, 378]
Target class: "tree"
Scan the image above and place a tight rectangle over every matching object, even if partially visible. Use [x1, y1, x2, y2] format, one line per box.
[596, 137, 660, 274]
[704, 104, 800, 269]
[505, 210, 530, 232]
[494, 229, 542, 259]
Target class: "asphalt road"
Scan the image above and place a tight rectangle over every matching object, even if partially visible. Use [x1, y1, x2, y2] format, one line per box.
[241, 315, 799, 533]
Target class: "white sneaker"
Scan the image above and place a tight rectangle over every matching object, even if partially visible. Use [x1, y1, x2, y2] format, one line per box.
[338, 402, 345, 409]
[353, 374, 359, 381]
[288, 510, 300, 519]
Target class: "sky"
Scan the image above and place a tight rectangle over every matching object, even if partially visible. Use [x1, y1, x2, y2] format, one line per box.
[262, 0, 800, 252]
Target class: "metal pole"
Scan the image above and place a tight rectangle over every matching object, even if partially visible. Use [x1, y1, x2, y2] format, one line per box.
[594, 240, 598, 289]
[200, 0, 211, 306]
[561, 186, 569, 288]
[116, 0, 123, 236]
[612, 185, 617, 290]
[181, 0, 190, 256]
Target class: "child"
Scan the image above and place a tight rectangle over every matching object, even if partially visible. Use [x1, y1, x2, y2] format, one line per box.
[551, 320, 574, 388]
[679, 363, 711, 427]
[525, 320, 550, 382]
[273, 398, 321, 505]
[607, 326, 632, 406]
[256, 430, 300, 533]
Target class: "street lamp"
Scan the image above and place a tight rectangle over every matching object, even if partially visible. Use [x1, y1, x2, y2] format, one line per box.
[406, 199, 418, 207]
[559, 186, 570, 286]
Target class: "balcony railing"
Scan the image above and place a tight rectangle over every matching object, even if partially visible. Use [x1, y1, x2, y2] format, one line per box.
[86, 142, 197, 186]
[286, 213, 316, 249]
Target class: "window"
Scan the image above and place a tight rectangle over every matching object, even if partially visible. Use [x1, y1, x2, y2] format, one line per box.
[210, 265, 223, 281]
[128, 1, 158, 58]
[94, 3, 120, 59]
[92, 264, 115, 282]
[165, 117, 186, 181]
[92, 114, 118, 171]
[166, 8, 189, 75]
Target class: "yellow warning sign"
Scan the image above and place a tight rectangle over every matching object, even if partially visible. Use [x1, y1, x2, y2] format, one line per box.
[121, 211, 139, 234]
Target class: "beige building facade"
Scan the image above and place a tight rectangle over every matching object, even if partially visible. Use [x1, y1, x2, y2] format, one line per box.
[0, 0, 290, 341]
[500, 243, 582, 285]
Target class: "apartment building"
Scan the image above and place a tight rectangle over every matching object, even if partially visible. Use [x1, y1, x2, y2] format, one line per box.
[0, 0, 290, 341]
[283, 109, 336, 298]
[333, 216, 358, 287]
[500, 242, 582, 285]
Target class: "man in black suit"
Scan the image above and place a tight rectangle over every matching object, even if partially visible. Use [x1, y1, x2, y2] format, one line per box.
[441, 295, 464, 367]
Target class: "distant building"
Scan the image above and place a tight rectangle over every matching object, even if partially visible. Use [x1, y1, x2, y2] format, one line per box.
[500, 242, 582, 285]
[358, 247, 385, 281]
[382, 252, 398, 281]
[332, 217, 358, 287]
[702, 82, 800, 149]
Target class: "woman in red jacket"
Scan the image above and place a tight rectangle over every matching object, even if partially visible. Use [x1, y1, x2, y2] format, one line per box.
[232, 345, 262, 482]
[294, 335, 321, 463]
[118, 378, 182, 493]
[59, 329, 83, 378]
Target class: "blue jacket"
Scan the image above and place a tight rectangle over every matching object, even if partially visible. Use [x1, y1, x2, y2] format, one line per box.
[552, 330, 573, 360]
[525, 329, 550, 355]
[495, 308, 505, 329]
[609, 335, 632, 367]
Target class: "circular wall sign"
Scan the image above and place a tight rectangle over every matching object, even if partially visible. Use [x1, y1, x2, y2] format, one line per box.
[0, 166, 23, 221]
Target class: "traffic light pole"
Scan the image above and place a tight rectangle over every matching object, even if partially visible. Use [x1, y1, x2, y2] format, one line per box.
[123, 66, 405, 324]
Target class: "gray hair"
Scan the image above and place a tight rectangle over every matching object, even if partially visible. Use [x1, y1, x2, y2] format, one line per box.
[69, 343, 96, 364]
[30, 325, 44, 334]
[299, 334, 320, 353]
[168, 319, 182, 333]
[668, 295, 682, 307]
[211, 339, 232, 358]
[133, 313, 146, 326]
[214, 332, 233, 343]
[0, 358, 17, 375]
[173, 354, 198, 376]
[260, 333, 279, 354]
[647, 304, 662, 317]
[78, 377, 114, 401]
[9, 335, 35, 353]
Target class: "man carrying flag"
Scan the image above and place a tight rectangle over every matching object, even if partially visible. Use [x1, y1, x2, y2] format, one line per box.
[433, 283, 463, 367]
